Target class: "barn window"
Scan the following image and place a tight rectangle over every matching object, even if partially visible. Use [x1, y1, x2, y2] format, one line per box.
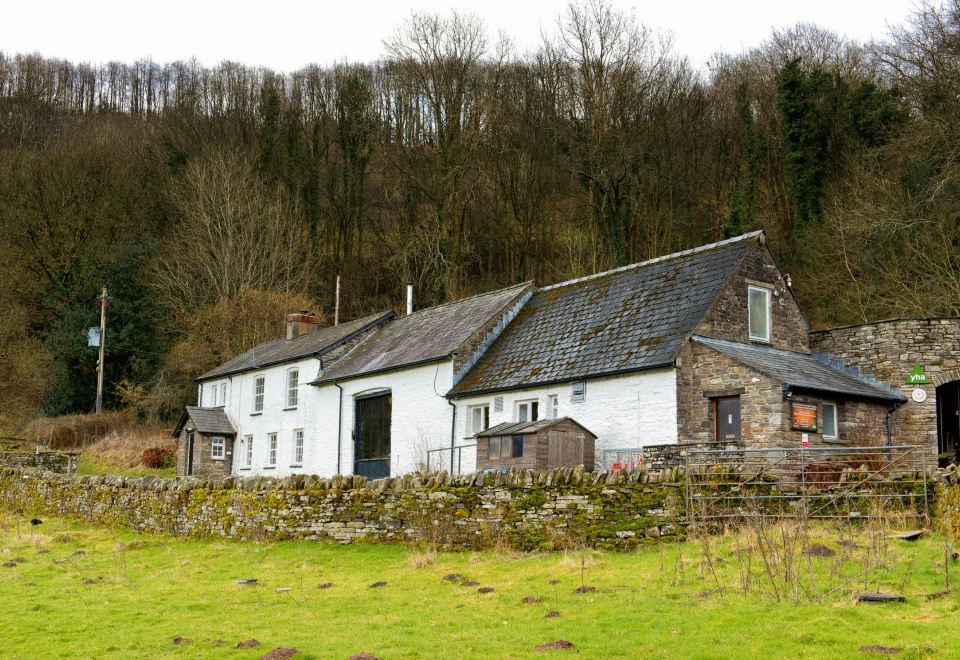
[822, 403, 838, 439]
[286, 368, 299, 408]
[267, 433, 278, 466]
[488, 436, 501, 459]
[253, 376, 265, 413]
[517, 400, 539, 422]
[572, 382, 586, 403]
[211, 436, 225, 459]
[748, 286, 771, 342]
[470, 405, 490, 435]
[292, 429, 304, 465]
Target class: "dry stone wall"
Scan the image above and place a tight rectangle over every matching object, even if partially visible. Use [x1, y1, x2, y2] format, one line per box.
[0, 466, 685, 551]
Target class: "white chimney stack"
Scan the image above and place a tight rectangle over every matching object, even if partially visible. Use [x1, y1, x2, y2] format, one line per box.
[406, 282, 414, 316]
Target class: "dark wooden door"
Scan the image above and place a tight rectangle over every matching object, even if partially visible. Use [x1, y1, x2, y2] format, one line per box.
[186, 432, 195, 476]
[715, 397, 741, 440]
[354, 392, 391, 478]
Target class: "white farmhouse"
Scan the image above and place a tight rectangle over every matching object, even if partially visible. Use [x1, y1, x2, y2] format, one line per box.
[177, 231, 908, 479]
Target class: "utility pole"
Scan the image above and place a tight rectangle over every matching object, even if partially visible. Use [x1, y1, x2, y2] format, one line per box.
[95, 287, 109, 415]
[334, 275, 341, 327]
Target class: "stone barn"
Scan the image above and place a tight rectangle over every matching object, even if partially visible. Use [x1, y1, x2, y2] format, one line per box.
[475, 417, 596, 472]
[173, 406, 237, 477]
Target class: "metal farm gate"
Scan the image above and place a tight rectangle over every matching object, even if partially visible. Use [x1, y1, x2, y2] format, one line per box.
[684, 445, 930, 525]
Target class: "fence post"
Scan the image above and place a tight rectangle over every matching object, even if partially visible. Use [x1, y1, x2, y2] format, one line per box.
[800, 447, 808, 519]
[921, 448, 929, 520]
[683, 448, 693, 527]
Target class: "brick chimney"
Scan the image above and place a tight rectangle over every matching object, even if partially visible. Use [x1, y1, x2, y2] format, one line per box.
[286, 310, 323, 340]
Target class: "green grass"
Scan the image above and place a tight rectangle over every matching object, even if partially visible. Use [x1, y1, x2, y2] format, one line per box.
[75, 454, 175, 478]
[1, 515, 959, 659]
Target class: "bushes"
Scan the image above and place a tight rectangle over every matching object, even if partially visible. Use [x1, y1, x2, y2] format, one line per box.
[142, 447, 175, 469]
[82, 430, 175, 470]
[24, 412, 132, 450]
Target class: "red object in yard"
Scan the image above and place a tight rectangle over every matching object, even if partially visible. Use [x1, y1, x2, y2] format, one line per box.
[612, 462, 622, 473]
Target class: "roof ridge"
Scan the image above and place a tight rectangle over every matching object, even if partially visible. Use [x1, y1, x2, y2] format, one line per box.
[402, 280, 534, 319]
[542, 231, 764, 291]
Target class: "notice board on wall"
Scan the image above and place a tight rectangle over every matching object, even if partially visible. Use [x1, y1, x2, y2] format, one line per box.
[791, 402, 818, 432]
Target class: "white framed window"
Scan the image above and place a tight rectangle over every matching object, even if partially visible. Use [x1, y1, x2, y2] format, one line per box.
[267, 433, 278, 466]
[822, 403, 838, 439]
[243, 435, 253, 468]
[286, 368, 299, 408]
[210, 384, 218, 406]
[253, 376, 265, 413]
[211, 436, 225, 460]
[517, 400, 539, 423]
[292, 429, 304, 465]
[470, 405, 490, 435]
[219, 383, 227, 406]
[572, 382, 586, 403]
[748, 285, 771, 342]
[548, 394, 559, 419]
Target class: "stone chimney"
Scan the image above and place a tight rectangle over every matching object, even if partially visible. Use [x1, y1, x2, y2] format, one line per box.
[286, 310, 323, 340]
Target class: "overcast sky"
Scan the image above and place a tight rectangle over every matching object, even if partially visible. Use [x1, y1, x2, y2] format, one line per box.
[2, 0, 918, 71]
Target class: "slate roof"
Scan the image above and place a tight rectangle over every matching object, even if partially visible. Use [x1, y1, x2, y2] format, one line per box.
[172, 406, 237, 437]
[692, 335, 905, 402]
[313, 282, 534, 384]
[198, 312, 393, 381]
[476, 417, 598, 438]
[450, 232, 763, 396]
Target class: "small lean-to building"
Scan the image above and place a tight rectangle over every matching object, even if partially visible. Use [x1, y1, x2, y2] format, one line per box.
[475, 417, 596, 472]
[173, 406, 237, 477]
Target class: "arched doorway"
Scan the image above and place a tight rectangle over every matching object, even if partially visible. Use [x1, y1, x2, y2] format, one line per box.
[937, 378, 960, 466]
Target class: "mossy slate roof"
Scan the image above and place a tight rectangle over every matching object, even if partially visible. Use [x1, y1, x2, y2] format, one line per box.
[174, 406, 237, 436]
[692, 335, 904, 402]
[450, 233, 763, 396]
[313, 282, 534, 384]
[198, 312, 393, 381]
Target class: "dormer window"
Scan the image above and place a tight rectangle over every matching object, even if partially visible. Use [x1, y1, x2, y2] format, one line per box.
[748, 285, 771, 342]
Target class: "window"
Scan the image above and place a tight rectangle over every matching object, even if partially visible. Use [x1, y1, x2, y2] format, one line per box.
[548, 394, 559, 419]
[822, 403, 838, 439]
[572, 382, 586, 403]
[714, 397, 741, 440]
[470, 405, 490, 435]
[487, 436, 522, 459]
[210, 384, 218, 406]
[244, 435, 253, 468]
[267, 433, 278, 466]
[517, 400, 539, 422]
[286, 368, 299, 408]
[219, 383, 226, 406]
[211, 436, 225, 460]
[253, 376, 265, 413]
[292, 429, 304, 465]
[748, 285, 771, 342]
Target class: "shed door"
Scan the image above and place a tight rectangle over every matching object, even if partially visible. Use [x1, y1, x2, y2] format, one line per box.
[186, 432, 195, 476]
[354, 392, 391, 478]
[548, 431, 584, 468]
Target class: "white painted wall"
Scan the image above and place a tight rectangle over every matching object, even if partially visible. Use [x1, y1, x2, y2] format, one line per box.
[311, 361, 456, 477]
[452, 368, 679, 470]
[198, 356, 322, 478]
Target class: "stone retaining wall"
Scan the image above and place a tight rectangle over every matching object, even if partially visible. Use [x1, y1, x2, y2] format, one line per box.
[0, 466, 685, 550]
[0, 446, 77, 473]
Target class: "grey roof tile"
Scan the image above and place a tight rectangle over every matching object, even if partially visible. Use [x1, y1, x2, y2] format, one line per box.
[313, 282, 534, 384]
[476, 417, 597, 438]
[198, 312, 393, 380]
[451, 233, 762, 395]
[692, 335, 904, 402]
[174, 406, 237, 436]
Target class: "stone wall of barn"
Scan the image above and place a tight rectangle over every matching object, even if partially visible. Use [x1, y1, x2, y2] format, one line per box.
[810, 318, 960, 455]
[0, 466, 685, 551]
[696, 244, 811, 352]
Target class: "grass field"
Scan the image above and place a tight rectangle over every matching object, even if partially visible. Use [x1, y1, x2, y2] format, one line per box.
[1, 514, 959, 659]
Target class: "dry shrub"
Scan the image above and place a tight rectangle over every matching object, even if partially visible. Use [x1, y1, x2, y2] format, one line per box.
[141, 446, 175, 469]
[23, 412, 131, 450]
[408, 548, 438, 569]
[84, 428, 175, 470]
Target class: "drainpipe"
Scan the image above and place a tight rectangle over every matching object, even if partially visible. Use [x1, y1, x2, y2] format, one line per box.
[448, 397, 457, 474]
[335, 381, 344, 475]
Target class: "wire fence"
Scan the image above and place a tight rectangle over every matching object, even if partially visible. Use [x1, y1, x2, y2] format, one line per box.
[684, 445, 930, 524]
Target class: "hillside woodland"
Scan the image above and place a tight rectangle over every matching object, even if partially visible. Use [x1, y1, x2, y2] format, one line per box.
[0, 0, 958, 432]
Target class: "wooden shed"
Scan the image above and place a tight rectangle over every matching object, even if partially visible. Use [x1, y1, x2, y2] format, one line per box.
[475, 417, 596, 472]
